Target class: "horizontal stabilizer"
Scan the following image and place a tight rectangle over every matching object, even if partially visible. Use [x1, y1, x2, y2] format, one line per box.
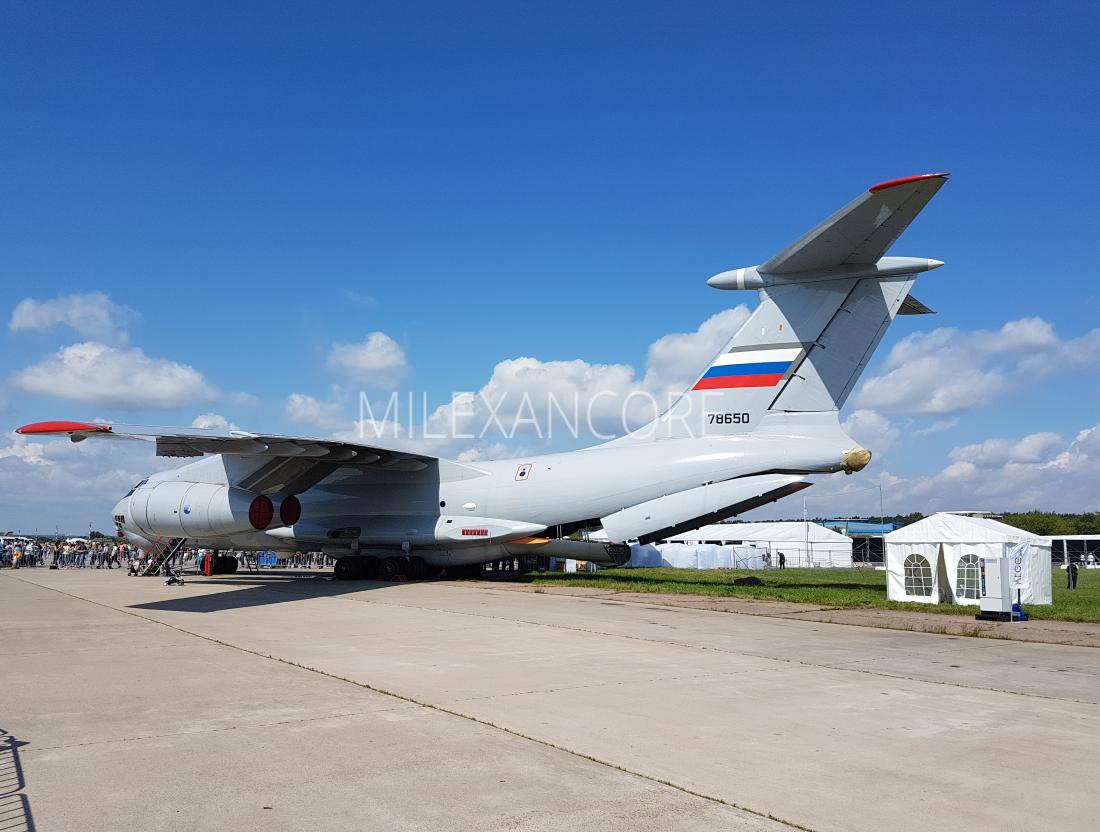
[760, 173, 949, 275]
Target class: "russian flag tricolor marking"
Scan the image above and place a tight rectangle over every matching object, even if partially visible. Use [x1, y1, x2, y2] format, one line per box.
[691, 347, 802, 391]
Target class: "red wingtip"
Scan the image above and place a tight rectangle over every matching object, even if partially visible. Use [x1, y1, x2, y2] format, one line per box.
[15, 420, 113, 435]
[869, 172, 950, 193]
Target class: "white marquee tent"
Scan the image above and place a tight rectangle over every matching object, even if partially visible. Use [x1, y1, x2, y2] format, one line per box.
[628, 543, 769, 570]
[663, 521, 853, 568]
[884, 513, 1052, 605]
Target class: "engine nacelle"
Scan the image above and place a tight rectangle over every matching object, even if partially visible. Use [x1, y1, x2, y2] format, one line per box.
[129, 482, 277, 538]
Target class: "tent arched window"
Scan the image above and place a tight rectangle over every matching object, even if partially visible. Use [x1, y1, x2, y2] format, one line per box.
[956, 553, 981, 600]
[904, 553, 933, 596]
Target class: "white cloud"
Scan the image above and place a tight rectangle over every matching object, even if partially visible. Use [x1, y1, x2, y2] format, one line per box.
[326, 332, 407, 387]
[0, 431, 183, 534]
[285, 391, 350, 432]
[289, 307, 754, 460]
[912, 418, 958, 437]
[842, 409, 899, 452]
[191, 413, 238, 431]
[949, 432, 1066, 466]
[856, 318, 1100, 415]
[9, 292, 137, 346]
[12, 342, 216, 409]
[786, 423, 1100, 517]
[425, 307, 753, 446]
[642, 307, 751, 400]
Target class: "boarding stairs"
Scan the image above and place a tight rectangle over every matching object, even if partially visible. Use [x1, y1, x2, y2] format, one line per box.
[142, 537, 187, 576]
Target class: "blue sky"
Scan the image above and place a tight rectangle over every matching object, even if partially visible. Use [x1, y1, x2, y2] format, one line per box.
[2, 2, 1099, 532]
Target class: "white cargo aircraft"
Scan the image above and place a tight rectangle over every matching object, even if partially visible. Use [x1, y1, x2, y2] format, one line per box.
[18, 173, 948, 580]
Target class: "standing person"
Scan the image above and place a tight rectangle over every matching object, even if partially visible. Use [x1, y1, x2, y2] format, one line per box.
[778, 551, 786, 570]
[1068, 559, 1079, 590]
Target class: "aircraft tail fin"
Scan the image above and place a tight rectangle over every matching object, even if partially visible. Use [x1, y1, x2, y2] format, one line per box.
[631, 174, 949, 441]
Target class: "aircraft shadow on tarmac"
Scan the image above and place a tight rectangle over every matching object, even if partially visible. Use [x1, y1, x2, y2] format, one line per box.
[127, 570, 430, 614]
[0, 729, 36, 832]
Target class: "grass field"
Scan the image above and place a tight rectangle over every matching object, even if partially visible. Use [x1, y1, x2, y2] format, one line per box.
[524, 565, 1100, 623]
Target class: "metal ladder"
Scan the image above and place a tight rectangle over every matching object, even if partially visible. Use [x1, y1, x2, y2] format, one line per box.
[142, 537, 187, 576]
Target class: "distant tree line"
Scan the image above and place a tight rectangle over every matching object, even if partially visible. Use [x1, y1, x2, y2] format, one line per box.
[754, 511, 1100, 536]
[1000, 512, 1100, 536]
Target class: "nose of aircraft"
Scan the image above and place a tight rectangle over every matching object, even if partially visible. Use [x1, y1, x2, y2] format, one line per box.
[112, 494, 151, 546]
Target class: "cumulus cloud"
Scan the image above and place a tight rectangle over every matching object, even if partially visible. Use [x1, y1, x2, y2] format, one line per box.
[9, 292, 137, 346]
[842, 409, 900, 452]
[856, 317, 1100, 415]
[949, 432, 1066, 466]
[0, 431, 182, 534]
[289, 307, 754, 459]
[427, 307, 753, 442]
[285, 391, 350, 432]
[762, 422, 1100, 519]
[12, 342, 216, 409]
[191, 413, 239, 431]
[641, 307, 751, 400]
[326, 332, 408, 387]
[897, 424, 1100, 512]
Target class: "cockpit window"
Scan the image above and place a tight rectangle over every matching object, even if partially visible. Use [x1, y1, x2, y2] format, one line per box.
[123, 478, 148, 498]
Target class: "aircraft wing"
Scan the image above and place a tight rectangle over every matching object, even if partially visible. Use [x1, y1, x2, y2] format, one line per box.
[15, 420, 442, 493]
[759, 173, 949, 275]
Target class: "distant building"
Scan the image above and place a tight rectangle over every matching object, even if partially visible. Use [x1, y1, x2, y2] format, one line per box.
[821, 520, 900, 536]
[821, 519, 901, 564]
[1049, 536, 1100, 565]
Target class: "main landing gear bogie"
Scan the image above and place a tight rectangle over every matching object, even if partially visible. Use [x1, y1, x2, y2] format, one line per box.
[333, 555, 478, 581]
[333, 554, 455, 581]
[334, 555, 380, 581]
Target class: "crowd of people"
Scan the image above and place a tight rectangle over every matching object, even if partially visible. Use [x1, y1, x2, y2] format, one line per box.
[0, 538, 333, 574]
[0, 539, 135, 569]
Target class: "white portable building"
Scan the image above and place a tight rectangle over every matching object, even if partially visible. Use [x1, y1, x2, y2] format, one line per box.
[663, 521, 853, 568]
[884, 513, 1052, 605]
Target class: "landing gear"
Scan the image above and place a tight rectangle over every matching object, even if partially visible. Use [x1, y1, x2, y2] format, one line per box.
[444, 563, 484, 579]
[334, 554, 444, 581]
[334, 556, 359, 581]
[212, 555, 238, 575]
[380, 556, 409, 580]
[334, 555, 383, 580]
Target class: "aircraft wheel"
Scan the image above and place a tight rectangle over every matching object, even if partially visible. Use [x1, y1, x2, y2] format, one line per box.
[407, 556, 428, 580]
[380, 556, 409, 581]
[334, 557, 359, 581]
[214, 556, 238, 575]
